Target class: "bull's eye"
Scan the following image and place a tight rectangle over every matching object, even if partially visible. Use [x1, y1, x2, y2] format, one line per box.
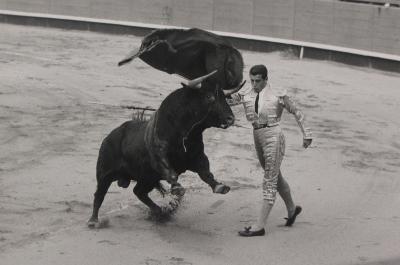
[206, 94, 215, 102]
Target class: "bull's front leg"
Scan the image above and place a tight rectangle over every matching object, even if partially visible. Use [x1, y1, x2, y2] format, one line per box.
[190, 153, 230, 194]
[151, 138, 185, 196]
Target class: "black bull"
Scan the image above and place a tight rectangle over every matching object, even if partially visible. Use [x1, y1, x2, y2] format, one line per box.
[88, 75, 240, 227]
[88, 28, 245, 227]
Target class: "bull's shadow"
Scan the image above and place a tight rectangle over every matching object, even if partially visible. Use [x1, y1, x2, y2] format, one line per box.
[88, 71, 242, 228]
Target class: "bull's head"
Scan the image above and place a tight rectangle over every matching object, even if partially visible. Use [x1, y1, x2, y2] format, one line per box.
[181, 70, 245, 130]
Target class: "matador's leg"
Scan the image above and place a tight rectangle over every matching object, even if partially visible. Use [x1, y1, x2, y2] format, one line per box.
[277, 170, 296, 217]
[253, 129, 285, 230]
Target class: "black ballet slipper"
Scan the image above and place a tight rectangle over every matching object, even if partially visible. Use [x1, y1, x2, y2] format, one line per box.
[285, 206, 302, 227]
[238, 226, 265, 237]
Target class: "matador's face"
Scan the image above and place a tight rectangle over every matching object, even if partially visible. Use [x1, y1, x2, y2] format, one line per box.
[250, 74, 267, 93]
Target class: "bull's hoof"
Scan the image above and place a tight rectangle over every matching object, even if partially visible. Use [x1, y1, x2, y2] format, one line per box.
[213, 184, 230, 194]
[161, 205, 176, 215]
[87, 218, 98, 228]
[88, 217, 109, 229]
[171, 184, 185, 197]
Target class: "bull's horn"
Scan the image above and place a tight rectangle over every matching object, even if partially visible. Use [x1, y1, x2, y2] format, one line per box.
[186, 70, 218, 89]
[223, 80, 246, 96]
[118, 47, 141, 66]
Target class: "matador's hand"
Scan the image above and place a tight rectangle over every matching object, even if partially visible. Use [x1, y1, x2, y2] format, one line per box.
[303, 138, 312, 148]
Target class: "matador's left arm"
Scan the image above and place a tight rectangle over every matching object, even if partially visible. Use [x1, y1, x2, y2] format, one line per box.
[280, 95, 313, 140]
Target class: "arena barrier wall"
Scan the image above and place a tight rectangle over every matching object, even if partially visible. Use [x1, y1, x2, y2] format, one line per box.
[0, 0, 399, 72]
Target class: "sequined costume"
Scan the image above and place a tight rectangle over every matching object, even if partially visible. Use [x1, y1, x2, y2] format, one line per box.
[231, 86, 312, 204]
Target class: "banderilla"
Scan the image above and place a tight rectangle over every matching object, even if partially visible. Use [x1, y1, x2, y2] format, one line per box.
[88, 101, 156, 111]
[120, 105, 156, 111]
[88, 101, 250, 128]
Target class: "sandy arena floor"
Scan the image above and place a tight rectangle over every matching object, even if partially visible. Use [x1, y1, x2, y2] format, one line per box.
[0, 23, 400, 265]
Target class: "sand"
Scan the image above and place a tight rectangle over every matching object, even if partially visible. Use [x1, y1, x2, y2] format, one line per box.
[0, 23, 399, 265]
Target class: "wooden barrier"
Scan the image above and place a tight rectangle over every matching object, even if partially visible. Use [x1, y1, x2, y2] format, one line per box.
[0, 0, 399, 72]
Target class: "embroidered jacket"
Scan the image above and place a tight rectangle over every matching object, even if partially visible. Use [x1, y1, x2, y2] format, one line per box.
[230, 86, 312, 140]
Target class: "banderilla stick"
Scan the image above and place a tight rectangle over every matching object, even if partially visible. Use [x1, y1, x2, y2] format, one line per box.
[89, 101, 251, 128]
[120, 105, 156, 111]
[88, 101, 156, 111]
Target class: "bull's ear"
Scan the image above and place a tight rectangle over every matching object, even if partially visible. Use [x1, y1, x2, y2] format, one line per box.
[226, 69, 235, 85]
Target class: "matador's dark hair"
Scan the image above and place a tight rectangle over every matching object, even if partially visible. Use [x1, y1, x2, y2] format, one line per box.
[250, 64, 268, 80]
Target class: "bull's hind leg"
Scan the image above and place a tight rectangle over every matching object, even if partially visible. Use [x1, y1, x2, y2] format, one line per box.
[88, 177, 113, 228]
[133, 181, 162, 214]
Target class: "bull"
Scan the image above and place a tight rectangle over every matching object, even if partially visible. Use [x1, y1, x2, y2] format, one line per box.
[118, 27, 244, 92]
[88, 70, 242, 227]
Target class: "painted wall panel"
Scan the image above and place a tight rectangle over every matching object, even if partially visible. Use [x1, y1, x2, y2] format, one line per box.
[294, 0, 335, 44]
[89, 0, 132, 21]
[253, 0, 295, 38]
[371, 8, 400, 54]
[170, 0, 213, 29]
[213, 0, 253, 34]
[49, 0, 91, 17]
[332, 2, 374, 50]
[6, 0, 50, 13]
[121, 0, 174, 25]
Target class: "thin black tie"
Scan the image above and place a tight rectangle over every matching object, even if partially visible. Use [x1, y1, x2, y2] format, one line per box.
[255, 93, 260, 114]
